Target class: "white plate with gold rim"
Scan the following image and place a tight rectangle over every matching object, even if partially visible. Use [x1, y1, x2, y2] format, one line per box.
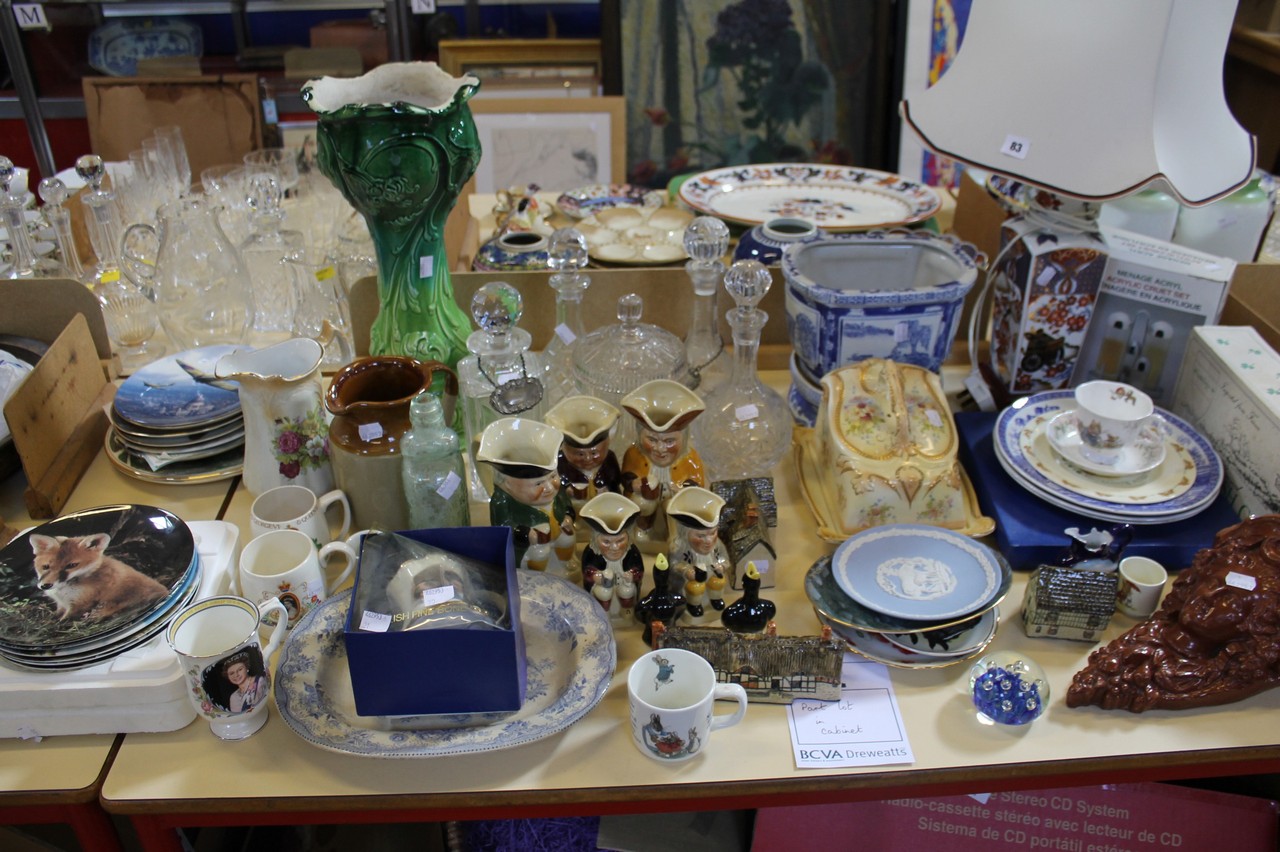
[576, 205, 693, 265]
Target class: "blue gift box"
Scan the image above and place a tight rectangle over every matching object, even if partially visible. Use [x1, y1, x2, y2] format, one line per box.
[343, 526, 526, 717]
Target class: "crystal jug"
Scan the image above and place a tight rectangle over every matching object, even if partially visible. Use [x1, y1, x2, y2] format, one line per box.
[122, 196, 251, 351]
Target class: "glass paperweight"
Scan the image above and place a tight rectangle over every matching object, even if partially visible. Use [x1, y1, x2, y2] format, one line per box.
[458, 281, 547, 501]
[542, 227, 591, 407]
[968, 652, 1049, 726]
[37, 177, 84, 281]
[692, 259, 793, 481]
[681, 216, 730, 394]
[572, 293, 687, 409]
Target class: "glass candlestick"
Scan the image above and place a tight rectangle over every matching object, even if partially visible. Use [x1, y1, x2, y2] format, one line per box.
[692, 259, 793, 481]
[543, 227, 591, 407]
[76, 154, 165, 368]
[37, 177, 84, 281]
[682, 216, 730, 393]
[0, 157, 59, 279]
[457, 281, 548, 501]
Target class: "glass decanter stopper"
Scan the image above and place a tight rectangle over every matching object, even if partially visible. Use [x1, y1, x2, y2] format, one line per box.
[76, 154, 164, 367]
[458, 281, 548, 501]
[542, 227, 591, 407]
[682, 216, 730, 393]
[0, 156, 59, 279]
[37, 177, 84, 281]
[692, 259, 793, 481]
[240, 170, 304, 347]
[401, 390, 470, 530]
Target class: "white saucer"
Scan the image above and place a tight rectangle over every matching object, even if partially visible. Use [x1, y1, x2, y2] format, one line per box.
[1044, 410, 1166, 477]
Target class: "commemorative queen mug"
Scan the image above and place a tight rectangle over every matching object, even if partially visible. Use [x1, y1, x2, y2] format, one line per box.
[627, 647, 747, 762]
[166, 595, 288, 740]
[234, 528, 359, 628]
[249, 484, 351, 546]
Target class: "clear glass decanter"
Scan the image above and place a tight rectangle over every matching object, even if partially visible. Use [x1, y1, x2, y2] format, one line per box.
[401, 390, 470, 529]
[542, 227, 591, 407]
[457, 281, 548, 501]
[682, 216, 730, 394]
[0, 156, 61, 279]
[37, 177, 84, 281]
[693, 259, 793, 481]
[239, 171, 304, 347]
[76, 154, 165, 367]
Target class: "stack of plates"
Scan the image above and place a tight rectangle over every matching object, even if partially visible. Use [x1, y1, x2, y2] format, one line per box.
[105, 346, 245, 484]
[804, 524, 1011, 668]
[993, 390, 1223, 524]
[0, 505, 200, 671]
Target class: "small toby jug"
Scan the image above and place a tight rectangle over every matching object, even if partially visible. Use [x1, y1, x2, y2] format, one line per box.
[215, 338, 332, 496]
[122, 196, 252, 351]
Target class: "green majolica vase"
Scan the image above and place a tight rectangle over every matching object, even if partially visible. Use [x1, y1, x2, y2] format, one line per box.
[303, 62, 481, 367]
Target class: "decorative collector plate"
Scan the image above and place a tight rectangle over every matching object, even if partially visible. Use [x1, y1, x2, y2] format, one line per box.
[993, 391, 1222, 522]
[677, 164, 941, 231]
[832, 524, 1005, 621]
[803, 554, 1012, 635]
[105, 429, 243, 485]
[274, 571, 615, 758]
[113, 345, 242, 430]
[817, 612, 995, 670]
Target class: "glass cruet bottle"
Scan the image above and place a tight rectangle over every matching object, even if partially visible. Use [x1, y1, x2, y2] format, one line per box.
[240, 170, 304, 347]
[76, 154, 165, 368]
[542, 227, 591, 407]
[401, 390, 470, 529]
[693, 259, 793, 481]
[37, 177, 84, 281]
[682, 216, 730, 394]
[0, 156, 60, 280]
[457, 281, 548, 501]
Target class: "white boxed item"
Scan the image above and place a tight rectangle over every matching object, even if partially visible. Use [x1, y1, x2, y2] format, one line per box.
[1171, 326, 1280, 520]
[0, 520, 237, 738]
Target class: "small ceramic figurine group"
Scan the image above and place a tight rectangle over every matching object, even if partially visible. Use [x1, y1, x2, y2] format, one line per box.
[477, 378, 763, 635]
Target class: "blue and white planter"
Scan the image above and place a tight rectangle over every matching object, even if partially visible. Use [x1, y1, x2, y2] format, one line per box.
[781, 229, 984, 379]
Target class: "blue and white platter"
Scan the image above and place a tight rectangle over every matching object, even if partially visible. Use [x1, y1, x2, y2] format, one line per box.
[274, 571, 615, 758]
[831, 524, 1006, 621]
[993, 390, 1222, 523]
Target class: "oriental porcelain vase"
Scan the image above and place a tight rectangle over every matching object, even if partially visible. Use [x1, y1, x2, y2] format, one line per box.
[303, 62, 481, 368]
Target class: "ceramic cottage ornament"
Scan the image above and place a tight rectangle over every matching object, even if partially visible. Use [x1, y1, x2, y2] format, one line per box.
[543, 395, 623, 530]
[477, 417, 576, 574]
[303, 62, 482, 367]
[619, 379, 707, 554]
[666, 487, 731, 625]
[578, 492, 644, 625]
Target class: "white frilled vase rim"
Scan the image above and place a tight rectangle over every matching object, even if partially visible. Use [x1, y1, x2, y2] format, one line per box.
[303, 61, 479, 114]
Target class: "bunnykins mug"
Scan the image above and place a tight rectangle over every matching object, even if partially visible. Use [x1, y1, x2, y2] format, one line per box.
[234, 529, 359, 628]
[249, 484, 351, 547]
[166, 595, 288, 740]
[627, 647, 747, 762]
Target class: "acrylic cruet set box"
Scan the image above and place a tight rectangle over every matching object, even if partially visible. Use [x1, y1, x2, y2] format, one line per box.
[342, 526, 526, 717]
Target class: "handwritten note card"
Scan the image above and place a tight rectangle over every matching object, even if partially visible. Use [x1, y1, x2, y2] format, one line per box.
[786, 655, 914, 769]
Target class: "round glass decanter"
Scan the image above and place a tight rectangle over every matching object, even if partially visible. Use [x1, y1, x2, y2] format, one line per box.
[76, 154, 165, 368]
[240, 170, 305, 347]
[682, 216, 730, 394]
[692, 259, 792, 481]
[542, 227, 591, 407]
[457, 280, 547, 501]
[571, 293, 688, 408]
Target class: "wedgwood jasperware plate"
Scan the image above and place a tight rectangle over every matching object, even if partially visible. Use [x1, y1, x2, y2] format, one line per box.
[832, 524, 1004, 621]
[274, 571, 615, 757]
[994, 391, 1222, 521]
[677, 164, 941, 231]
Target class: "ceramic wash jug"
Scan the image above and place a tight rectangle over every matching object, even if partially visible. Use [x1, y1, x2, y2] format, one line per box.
[215, 338, 333, 496]
[325, 355, 458, 530]
[122, 196, 251, 351]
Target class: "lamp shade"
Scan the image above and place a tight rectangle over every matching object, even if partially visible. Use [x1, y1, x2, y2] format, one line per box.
[900, 0, 1255, 205]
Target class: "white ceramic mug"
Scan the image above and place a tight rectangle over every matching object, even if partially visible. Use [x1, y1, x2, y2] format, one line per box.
[1073, 380, 1164, 466]
[1117, 555, 1168, 618]
[166, 595, 288, 740]
[234, 528, 359, 628]
[250, 484, 351, 546]
[627, 647, 747, 762]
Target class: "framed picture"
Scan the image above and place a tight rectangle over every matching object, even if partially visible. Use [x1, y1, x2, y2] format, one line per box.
[469, 97, 625, 193]
[438, 38, 602, 80]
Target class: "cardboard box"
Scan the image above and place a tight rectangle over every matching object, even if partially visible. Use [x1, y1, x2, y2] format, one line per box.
[1236, 0, 1280, 32]
[343, 527, 526, 717]
[1171, 326, 1280, 519]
